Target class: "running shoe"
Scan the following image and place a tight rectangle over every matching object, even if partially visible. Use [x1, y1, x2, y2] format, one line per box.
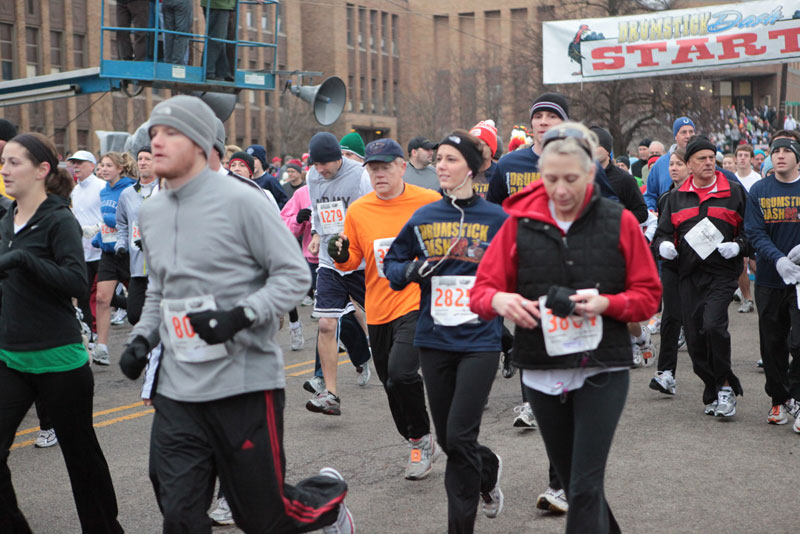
[732, 288, 742, 302]
[794, 413, 800, 435]
[649, 370, 676, 395]
[92, 345, 110, 366]
[290, 324, 304, 351]
[638, 331, 655, 367]
[501, 351, 516, 379]
[756, 359, 764, 368]
[767, 404, 789, 425]
[303, 375, 326, 394]
[632, 344, 644, 368]
[646, 315, 661, 335]
[536, 487, 568, 513]
[737, 299, 754, 313]
[481, 454, 504, 519]
[704, 400, 718, 416]
[404, 434, 441, 480]
[301, 295, 314, 307]
[356, 361, 371, 387]
[714, 387, 736, 417]
[785, 398, 800, 419]
[320, 468, 355, 534]
[87, 332, 98, 352]
[677, 327, 686, 350]
[512, 402, 537, 429]
[34, 429, 58, 448]
[306, 390, 341, 416]
[110, 308, 127, 325]
[209, 497, 235, 526]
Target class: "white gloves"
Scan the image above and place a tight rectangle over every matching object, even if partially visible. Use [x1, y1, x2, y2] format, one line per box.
[81, 224, 101, 240]
[716, 242, 740, 259]
[788, 244, 800, 264]
[776, 257, 800, 285]
[659, 241, 678, 260]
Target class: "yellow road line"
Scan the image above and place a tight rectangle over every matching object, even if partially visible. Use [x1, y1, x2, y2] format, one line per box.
[11, 409, 156, 451]
[16, 401, 147, 437]
[287, 357, 350, 377]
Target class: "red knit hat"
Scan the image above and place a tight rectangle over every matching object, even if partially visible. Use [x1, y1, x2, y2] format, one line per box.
[469, 120, 498, 156]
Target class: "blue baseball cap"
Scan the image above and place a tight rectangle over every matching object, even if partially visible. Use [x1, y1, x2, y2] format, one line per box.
[363, 138, 404, 164]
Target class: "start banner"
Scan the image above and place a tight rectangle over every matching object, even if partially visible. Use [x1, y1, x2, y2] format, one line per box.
[542, 1, 800, 84]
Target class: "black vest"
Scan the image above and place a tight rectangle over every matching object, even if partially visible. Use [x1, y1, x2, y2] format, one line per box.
[513, 193, 633, 369]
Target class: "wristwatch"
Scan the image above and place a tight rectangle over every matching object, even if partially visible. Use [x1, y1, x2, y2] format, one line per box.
[242, 305, 257, 324]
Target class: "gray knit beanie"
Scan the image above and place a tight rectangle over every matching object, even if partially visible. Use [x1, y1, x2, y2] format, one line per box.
[213, 117, 226, 157]
[148, 96, 216, 158]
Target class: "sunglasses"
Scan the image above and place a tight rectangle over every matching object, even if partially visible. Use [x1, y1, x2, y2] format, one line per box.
[541, 127, 593, 158]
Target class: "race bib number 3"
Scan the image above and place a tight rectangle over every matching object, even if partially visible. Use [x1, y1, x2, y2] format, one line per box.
[317, 200, 345, 235]
[538, 289, 603, 357]
[431, 276, 478, 326]
[101, 224, 117, 244]
[373, 238, 395, 278]
[161, 295, 228, 363]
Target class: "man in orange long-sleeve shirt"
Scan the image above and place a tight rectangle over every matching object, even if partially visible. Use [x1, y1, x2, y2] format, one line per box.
[328, 138, 443, 481]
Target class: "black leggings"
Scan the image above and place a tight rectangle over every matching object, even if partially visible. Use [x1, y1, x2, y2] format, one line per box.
[527, 370, 629, 534]
[127, 276, 148, 325]
[0, 362, 123, 533]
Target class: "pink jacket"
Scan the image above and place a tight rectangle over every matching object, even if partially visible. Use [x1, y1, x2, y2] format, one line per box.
[280, 185, 318, 264]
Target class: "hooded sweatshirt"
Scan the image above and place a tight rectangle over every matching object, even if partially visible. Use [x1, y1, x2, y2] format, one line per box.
[91, 176, 136, 253]
[70, 174, 106, 262]
[130, 167, 311, 402]
[0, 195, 88, 351]
[280, 184, 317, 264]
[115, 180, 159, 277]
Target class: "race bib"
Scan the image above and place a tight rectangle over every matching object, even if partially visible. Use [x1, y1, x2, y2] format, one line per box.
[683, 217, 723, 260]
[373, 238, 395, 278]
[161, 295, 228, 363]
[317, 200, 346, 235]
[100, 223, 117, 244]
[538, 289, 603, 357]
[130, 221, 141, 248]
[431, 276, 479, 326]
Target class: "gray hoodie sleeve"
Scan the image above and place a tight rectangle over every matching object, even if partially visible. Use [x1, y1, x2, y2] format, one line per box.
[115, 189, 130, 252]
[129, 232, 163, 348]
[236, 194, 312, 323]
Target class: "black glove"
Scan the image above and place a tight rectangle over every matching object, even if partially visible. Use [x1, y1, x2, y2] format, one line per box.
[327, 236, 350, 263]
[119, 335, 151, 380]
[115, 247, 129, 258]
[0, 249, 27, 274]
[134, 239, 143, 250]
[296, 208, 312, 223]
[187, 306, 253, 345]
[404, 258, 428, 284]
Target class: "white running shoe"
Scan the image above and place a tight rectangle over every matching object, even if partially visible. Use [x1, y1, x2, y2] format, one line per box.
[732, 288, 742, 302]
[714, 387, 736, 417]
[649, 370, 676, 395]
[737, 299, 754, 313]
[512, 402, 537, 429]
[92, 345, 110, 366]
[209, 497, 235, 526]
[636, 330, 655, 367]
[646, 315, 661, 335]
[632, 344, 644, 368]
[320, 468, 354, 534]
[767, 404, 789, 425]
[405, 434, 441, 480]
[356, 361, 371, 387]
[301, 295, 314, 307]
[34, 429, 58, 448]
[290, 324, 304, 351]
[536, 487, 568, 513]
[110, 308, 127, 325]
[785, 398, 800, 419]
[704, 400, 718, 416]
[303, 375, 326, 395]
[481, 454, 504, 518]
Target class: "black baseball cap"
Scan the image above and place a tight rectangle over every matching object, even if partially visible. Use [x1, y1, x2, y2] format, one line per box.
[408, 135, 437, 153]
[364, 138, 405, 164]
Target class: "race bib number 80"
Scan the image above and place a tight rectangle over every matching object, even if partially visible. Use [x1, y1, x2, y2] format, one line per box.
[431, 276, 478, 326]
[538, 289, 603, 357]
[161, 295, 228, 363]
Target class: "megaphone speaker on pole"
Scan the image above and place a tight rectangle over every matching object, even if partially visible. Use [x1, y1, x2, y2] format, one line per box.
[288, 76, 346, 126]
[190, 91, 237, 122]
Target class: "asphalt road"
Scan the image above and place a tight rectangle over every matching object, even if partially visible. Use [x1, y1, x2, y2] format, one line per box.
[10, 302, 799, 533]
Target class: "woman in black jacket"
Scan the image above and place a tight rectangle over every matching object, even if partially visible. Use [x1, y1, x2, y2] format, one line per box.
[0, 133, 123, 533]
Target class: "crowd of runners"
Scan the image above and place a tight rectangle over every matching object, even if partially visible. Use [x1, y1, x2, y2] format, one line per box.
[0, 89, 799, 534]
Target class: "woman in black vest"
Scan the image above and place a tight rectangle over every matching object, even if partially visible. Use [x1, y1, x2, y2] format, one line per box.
[471, 122, 661, 534]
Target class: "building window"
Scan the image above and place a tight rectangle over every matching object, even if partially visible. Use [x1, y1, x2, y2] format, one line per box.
[358, 7, 366, 49]
[262, 14, 269, 31]
[393, 80, 398, 113]
[246, 11, 254, 29]
[346, 4, 354, 47]
[382, 79, 388, 113]
[50, 31, 63, 73]
[391, 15, 398, 55]
[26, 27, 39, 77]
[360, 76, 366, 112]
[0, 24, 12, 81]
[74, 34, 86, 68]
[347, 75, 354, 111]
[381, 12, 387, 52]
[370, 10, 377, 51]
[371, 77, 377, 113]
[537, 5, 555, 20]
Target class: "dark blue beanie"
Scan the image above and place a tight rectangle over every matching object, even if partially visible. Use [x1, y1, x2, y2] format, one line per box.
[309, 132, 342, 163]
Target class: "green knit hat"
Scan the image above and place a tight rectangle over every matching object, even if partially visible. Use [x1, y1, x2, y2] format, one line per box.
[340, 132, 366, 158]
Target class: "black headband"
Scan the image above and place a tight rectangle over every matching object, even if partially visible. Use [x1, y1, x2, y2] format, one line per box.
[437, 134, 484, 177]
[770, 138, 800, 162]
[11, 133, 59, 177]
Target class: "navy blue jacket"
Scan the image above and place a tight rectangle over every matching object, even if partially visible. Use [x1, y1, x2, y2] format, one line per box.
[384, 196, 507, 352]
[254, 172, 289, 208]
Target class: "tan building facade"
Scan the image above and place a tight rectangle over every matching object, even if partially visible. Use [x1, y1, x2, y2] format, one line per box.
[0, 0, 797, 158]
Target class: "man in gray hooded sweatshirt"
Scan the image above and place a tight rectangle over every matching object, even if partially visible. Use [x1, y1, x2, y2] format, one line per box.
[118, 95, 353, 534]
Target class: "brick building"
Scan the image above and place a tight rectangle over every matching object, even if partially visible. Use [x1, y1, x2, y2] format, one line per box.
[0, 0, 798, 158]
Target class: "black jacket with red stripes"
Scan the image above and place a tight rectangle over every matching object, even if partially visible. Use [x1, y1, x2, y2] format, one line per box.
[653, 170, 750, 278]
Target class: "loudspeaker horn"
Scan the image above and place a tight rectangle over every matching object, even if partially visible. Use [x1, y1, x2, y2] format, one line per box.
[190, 91, 237, 122]
[288, 76, 346, 126]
